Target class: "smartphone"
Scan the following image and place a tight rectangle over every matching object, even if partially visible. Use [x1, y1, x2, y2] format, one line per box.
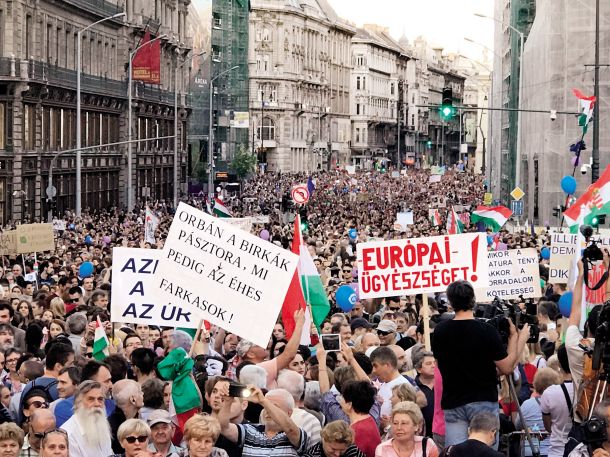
[321, 334, 341, 352]
[228, 383, 252, 398]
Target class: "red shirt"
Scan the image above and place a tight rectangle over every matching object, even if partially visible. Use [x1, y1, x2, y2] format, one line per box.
[351, 415, 381, 457]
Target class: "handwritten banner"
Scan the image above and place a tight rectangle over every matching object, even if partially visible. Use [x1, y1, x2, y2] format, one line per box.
[16, 224, 54, 253]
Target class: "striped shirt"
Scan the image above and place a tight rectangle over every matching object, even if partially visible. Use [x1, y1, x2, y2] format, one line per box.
[302, 443, 365, 457]
[236, 423, 309, 457]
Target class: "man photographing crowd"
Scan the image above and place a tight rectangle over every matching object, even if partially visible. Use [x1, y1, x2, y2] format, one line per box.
[432, 280, 530, 447]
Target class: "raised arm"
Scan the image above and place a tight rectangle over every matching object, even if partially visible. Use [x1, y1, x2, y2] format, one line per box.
[316, 344, 330, 394]
[340, 343, 369, 382]
[217, 385, 239, 442]
[275, 309, 306, 371]
[569, 260, 585, 328]
[257, 389, 302, 448]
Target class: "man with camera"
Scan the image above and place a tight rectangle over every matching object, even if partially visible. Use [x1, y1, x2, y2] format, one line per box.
[432, 280, 530, 447]
[566, 400, 610, 457]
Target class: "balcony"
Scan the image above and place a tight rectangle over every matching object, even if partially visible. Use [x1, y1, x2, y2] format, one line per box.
[61, 0, 123, 20]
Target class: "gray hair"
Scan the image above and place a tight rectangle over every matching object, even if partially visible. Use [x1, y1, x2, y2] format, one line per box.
[277, 369, 305, 403]
[117, 418, 151, 442]
[113, 379, 142, 409]
[171, 330, 192, 352]
[468, 411, 500, 433]
[304, 381, 321, 411]
[67, 313, 87, 335]
[265, 388, 295, 411]
[74, 380, 102, 405]
[239, 365, 267, 389]
[413, 350, 434, 370]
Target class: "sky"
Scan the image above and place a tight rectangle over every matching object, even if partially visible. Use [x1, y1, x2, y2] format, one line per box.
[327, 0, 494, 62]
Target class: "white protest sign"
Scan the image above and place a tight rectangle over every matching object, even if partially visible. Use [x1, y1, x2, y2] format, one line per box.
[549, 233, 610, 283]
[157, 202, 299, 347]
[225, 218, 253, 233]
[357, 233, 489, 299]
[429, 175, 441, 183]
[394, 212, 414, 232]
[475, 248, 541, 302]
[111, 248, 198, 328]
[251, 215, 269, 224]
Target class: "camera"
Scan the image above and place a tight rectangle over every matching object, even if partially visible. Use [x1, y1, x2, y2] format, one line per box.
[550, 110, 557, 121]
[582, 164, 591, 175]
[474, 297, 539, 345]
[582, 416, 608, 450]
[228, 383, 253, 398]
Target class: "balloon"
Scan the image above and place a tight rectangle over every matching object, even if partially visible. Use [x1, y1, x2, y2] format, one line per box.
[348, 282, 360, 300]
[79, 261, 94, 278]
[84, 235, 93, 245]
[540, 247, 551, 260]
[348, 229, 358, 240]
[558, 291, 573, 318]
[336, 285, 357, 312]
[68, 223, 75, 231]
[259, 229, 270, 241]
[560, 175, 577, 195]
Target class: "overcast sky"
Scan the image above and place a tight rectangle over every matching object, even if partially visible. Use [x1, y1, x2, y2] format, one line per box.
[327, 0, 494, 62]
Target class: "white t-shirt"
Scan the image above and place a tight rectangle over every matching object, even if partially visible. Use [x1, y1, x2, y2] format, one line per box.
[565, 325, 594, 394]
[539, 381, 574, 457]
[378, 374, 415, 416]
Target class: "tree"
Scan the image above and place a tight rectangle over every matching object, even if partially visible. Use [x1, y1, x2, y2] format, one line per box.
[231, 144, 257, 180]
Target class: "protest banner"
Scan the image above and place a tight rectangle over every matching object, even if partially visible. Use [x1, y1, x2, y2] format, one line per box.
[549, 232, 610, 284]
[394, 212, 414, 232]
[52, 220, 66, 232]
[0, 231, 17, 256]
[251, 215, 269, 224]
[15, 224, 54, 253]
[111, 248, 198, 328]
[474, 248, 541, 301]
[225, 217, 253, 233]
[357, 233, 489, 299]
[156, 202, 299, 347]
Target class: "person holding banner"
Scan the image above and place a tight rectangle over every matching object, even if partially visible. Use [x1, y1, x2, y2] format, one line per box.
[432, 280, 530, 448]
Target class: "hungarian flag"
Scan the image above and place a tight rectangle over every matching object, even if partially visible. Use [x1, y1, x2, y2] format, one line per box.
[573, 88, 596, 133]
[429, 209, 442, 226]
[281, 216, 307, 340]
[92, 317, 109, 361]
[213, 197, 232, 218]
[471, 205, 513, 232]
[447, 207, 465, 235]
[564, 164, 610, 232]
[205, 197, 212, 215]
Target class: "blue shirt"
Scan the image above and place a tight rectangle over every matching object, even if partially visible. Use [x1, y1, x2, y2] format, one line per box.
[54, 395, 116, 427]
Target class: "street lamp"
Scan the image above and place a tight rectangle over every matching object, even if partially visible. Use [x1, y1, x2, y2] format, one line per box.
[76, 11, 126, 218]
[174, 50, 205, 208]
[474, 13, 525, 193]
[208, 65, 239, 199]
[127, 33, 167, 212]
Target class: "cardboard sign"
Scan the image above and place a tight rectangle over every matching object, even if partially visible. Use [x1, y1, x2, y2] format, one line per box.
[111, 248, 198, 328]
[395, 212, 414, 231]
[16, 224, 55, 253]
[357, 233, 489, 299]
[52, 220, 66, 232]
[549, 233, 610, 283]
[475, 248, 541, 302]
[225, 218, 253, 233]
[0, 231, 17, 256]
[156, 203, 298, 347]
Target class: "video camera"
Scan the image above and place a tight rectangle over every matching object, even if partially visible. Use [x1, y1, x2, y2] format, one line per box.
[581, 225, 608, 291]
[582, 415, 608, 452]
[474, 296, 539, 345]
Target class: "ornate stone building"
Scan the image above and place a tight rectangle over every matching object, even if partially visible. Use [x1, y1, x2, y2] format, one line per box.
[0, 0, 192, 223]
[249, 0, 355, 172]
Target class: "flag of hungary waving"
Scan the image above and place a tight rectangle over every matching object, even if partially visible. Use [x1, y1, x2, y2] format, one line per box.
[564, 164, 610, 232]
[471, 205, 513, 232]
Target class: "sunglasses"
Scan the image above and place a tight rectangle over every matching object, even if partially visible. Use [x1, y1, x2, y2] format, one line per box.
[388, 307, 401, 311]
[27, 400, 49, 409]
[33, 428, 68, 440]
[85, 352, 94, 358]
[67, 299, 80, 303]
[125, 435, 148, 444]
[377, 330, 394, 336]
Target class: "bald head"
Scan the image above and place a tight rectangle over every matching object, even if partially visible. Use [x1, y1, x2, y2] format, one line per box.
[112, 379, 143, 410]
[360, 333, 380, 351]
[389, 345, 407, 372]
[21, 360, 44, 383]
[29, 409, 56, 451]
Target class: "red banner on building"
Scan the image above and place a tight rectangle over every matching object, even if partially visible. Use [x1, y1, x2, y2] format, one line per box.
[149, 37, 161, 85]
[132, 30, 161, 85]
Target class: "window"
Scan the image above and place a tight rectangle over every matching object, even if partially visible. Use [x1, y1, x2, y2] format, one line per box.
[213, 14, 222, 29]
[256, 28, 262, 42]
[411, 114, 415, 126]
[260, 117, 275, 140]
[355, 55, 364, 66]
[362, 77, 366, 90]
[23, 105, 35, 150]
[256, 55, 262, 71]
[262, 28, 270, 41]
[0, 9, 4, 57]
[391, 83, 395, 95]
[263, 55, 269, 72]
[356, 76, 360, 90]
[356, 104, 360, 115]
[25, 15, 32, 59]
[355, 128, 360, 143]
[0, 103, 5, 149]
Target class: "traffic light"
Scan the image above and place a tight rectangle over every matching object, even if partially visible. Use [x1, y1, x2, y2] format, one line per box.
[552, 206, 561, 218]
[592, 216, 599, 227]
[440, 87, 455, 121]
[426, 140, 432, 149]
[599, 215, 607, 225]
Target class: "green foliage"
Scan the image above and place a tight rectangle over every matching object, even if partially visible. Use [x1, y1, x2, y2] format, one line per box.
[231, 144, 257, 179]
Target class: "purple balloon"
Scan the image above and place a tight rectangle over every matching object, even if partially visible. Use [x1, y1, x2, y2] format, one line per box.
[259, 229, 270, 241]
[348, 283, 360, 300]
[571, 156, 580, 166]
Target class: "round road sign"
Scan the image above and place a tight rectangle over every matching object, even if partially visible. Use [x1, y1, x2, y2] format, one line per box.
[291, 185, 310, 204]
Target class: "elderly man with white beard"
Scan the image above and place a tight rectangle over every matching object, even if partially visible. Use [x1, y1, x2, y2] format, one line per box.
[60, 380, 112, 457]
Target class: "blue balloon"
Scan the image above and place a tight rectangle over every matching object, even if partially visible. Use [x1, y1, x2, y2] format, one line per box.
[84, 235, 93, 246]
[540, 247, 551, 260]
[68, 223, 75, 231]
[79, 261, 94, 278]
[336, 285, 357, 312]
[561, 175, 577, 195]
[348, 229, 358, 240]
[558, 291, 573, 318]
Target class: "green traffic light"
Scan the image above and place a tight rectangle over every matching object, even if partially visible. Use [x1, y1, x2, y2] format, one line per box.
[592, 216, 599, 227]
[300, 222, 309, 232]
[442, 107, 452, 117]
[426, 140, 432, 148]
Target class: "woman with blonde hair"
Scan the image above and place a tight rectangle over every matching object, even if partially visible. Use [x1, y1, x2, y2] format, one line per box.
[182, 414, 228, 457]
[49, 297, 66, 319]
[0, 422, 24, 457]
[375, 401, 439, 457]
[111, 418, 152, 457]
[303, 420, 365, 457]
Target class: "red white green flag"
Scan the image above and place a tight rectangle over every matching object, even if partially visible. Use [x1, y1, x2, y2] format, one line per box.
[430, 209, 442, 227]
[446, 207, 465, 235]
[471, 205, 513, 231]
[573, 88, 596, 133]
[213, 197, 232, 218]
[564, 164, 610, 232]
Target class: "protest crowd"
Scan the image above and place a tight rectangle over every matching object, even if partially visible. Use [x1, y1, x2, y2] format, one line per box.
[0, 166, 603, 457]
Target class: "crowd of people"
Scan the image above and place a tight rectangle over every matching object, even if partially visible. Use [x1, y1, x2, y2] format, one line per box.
[0, 167, 601, 457]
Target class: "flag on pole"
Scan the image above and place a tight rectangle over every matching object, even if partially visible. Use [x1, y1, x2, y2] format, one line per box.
[446, 207, 465, 235]
[144, 206, 159, 245]
[471, 205, 513, 231]
[205, 197, 212, 215]
[573, 88, 596, 133]
[430, 209, 442, 227]
[92, 316, 109, 361]
[213, 197, 232, 218]
[564, 164, 610, 232]
[281, 216, 307, 340]
[307, 176, 316, 196]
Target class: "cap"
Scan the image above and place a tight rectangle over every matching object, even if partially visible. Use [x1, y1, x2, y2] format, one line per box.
[236, 339, 254, 358]
[377, 320, 397, 333]
[147, 409, 173, 427]
[350, 318, 372, 332]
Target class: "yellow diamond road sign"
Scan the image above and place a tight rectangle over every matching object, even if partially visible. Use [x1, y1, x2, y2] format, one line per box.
[510, 187, 525, 201]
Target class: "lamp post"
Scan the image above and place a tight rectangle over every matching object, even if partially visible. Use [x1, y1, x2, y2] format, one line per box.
[474, 13, 525, 193]
[127, 33, 167, 212]
[76, 11, 125, 218]
[207, 65, 239, 199]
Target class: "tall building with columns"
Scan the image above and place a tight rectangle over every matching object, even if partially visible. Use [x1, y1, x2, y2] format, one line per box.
[249, 0, 355, 172]
[0, 0, 192, 223]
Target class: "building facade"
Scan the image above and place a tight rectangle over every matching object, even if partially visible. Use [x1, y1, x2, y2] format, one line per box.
[248, 0, 354, 172]
[0, 0, 191, 223]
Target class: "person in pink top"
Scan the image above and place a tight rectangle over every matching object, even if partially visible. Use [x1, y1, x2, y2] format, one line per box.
[375, 401, 439, 457]
[431, 366, 445, 452]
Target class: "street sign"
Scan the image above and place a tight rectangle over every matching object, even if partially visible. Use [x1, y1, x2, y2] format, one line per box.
[45, 186, 57, 198]
[510, 187, 525, 201]
[291, 185, 310, 205]
[484, 193, 493, 206]
[511, 200, 524, 216]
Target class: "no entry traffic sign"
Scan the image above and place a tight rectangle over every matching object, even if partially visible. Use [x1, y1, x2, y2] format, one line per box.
[291, 185, 310, 204]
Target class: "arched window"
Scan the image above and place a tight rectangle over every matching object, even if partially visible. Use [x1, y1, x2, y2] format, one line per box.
[261, 117, 275, 141]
